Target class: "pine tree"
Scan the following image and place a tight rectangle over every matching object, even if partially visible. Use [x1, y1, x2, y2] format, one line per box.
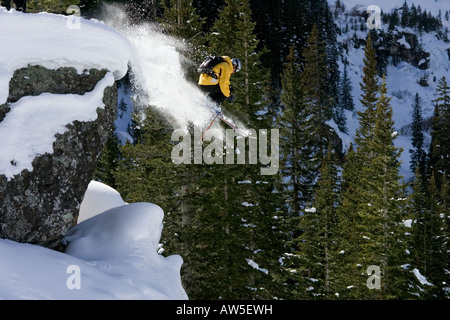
[340, 62, 354, 112]
[420, 78, 450, 299]
[335, 61, 354, 133]
[400, 0, 410, 28]
[278, 41, 338, 298]
[159, 0, 206, 82]
[249, 0, 285, 88]
[426, 175, 448, 298]
[410, 93, 426, 175]
[298, 23, 336, 180]
[277, 47, 312, 298]
[429, 76, 450, 190]
[336, 38, 411, 298]
[296, 145, 340, 299]
[278, 47, 316, 216]
[114, 108, 180, 204]
[410, 171, 448, 298]
[177, 0, 284, 299]
[27, 0, 80, 13]
[357, 33, 379, 145]
[300, 24, 333, 128]
[310, 0, 341, 119]
[371, 77, 411, 299]
[208, 0, 268, 123]
[160, 0, 204, 40]
[192, 0, 225, 31]
[93, 133, 121, 189]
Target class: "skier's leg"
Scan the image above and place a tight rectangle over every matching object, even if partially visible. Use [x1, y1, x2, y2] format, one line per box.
[199, 84, 225, 112]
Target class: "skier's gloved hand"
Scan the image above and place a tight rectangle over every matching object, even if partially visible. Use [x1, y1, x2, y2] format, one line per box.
[227, 95, 234, 103]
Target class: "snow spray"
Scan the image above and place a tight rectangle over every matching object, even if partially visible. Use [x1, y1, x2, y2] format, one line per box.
[99, 4, 219, 129]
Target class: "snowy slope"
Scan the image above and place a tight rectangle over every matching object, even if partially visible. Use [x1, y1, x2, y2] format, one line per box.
[0, 181, 187, 300]
[329, 0, 450, 181]
[328, 0, 450, 15]
[0, 9, 186, 300]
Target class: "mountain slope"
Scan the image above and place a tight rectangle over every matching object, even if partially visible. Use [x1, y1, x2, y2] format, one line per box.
[329, 0, 450, 180]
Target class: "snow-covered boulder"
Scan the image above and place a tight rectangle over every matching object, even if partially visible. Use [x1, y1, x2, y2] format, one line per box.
[0, 181, 187, 300]
[0, 9, 132, 249]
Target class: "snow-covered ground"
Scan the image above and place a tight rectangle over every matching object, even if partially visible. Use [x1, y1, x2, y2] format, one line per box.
[0, 8, 187, 300]
[0, 181, 187, 299]
[328, 0, 450, 16]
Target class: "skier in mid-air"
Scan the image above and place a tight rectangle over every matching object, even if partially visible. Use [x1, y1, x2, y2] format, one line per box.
[198, 56, 241, 109]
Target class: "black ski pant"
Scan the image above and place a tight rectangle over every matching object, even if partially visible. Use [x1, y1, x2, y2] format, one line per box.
[199, 84, 227, 104]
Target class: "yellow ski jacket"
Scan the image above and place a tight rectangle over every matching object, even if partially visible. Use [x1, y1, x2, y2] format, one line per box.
[198, 56, 233, 98]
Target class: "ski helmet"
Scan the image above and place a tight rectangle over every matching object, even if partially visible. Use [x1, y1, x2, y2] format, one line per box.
[231, 58, 241, 73]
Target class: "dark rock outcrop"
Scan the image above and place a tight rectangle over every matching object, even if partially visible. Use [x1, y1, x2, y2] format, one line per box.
[388, 32, 430, 69]
[0, 65, 117, 249]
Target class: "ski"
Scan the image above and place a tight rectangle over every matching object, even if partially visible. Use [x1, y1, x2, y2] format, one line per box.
[207, 109, 250, 138]
[200, 110, 222, 142]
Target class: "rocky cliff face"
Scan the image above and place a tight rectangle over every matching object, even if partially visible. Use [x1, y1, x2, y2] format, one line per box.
[0, 66, 117, 249]
[388, 31, 430, 69]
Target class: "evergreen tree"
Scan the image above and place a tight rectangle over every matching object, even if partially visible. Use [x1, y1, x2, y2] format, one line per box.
[159, 0, 206, 82]
[114, 108, 181, 207]
[371, 77, 411, 299]
[278, 47, 316, 216]
[277, 47, 311, 297]
[120, 0, 163, 23]
[336, 37, 411, 298]
[335, 61, 354, 133]
[340, 61, 355, 112]
[426, 175, 448, 298]
[208, 0, 268, 123]
[357, 34, 379, 146]
[295, 145, 340, 299]
[421, 77, 450, 298]
[249, 0, 340, 94]
[309, 0, 341, 118]
[160, 0, 204, 41]
[27, 0, 80, 13]
[429, 76, 450, 190]
[410, 93, 426, 175]
[192, 0, 225, 31]
[93, 133, 121, 189]
[410, 172, 448, 298]
[178, 0, 284, 299]
[300, 24, 333, 131]
[278, 41, 337, 297]
[400, 0, 410, 28]
[249, 0, 285, 88]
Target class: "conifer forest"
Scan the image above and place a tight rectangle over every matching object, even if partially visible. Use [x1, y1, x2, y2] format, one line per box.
[61, 0, 450, 300]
